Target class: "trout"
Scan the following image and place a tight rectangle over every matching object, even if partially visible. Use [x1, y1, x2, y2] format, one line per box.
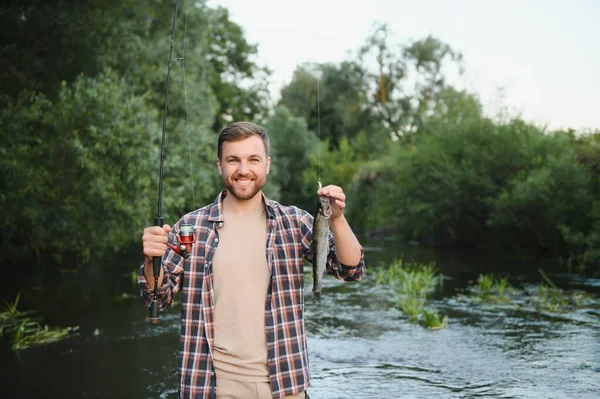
[311, 185, 332, 301]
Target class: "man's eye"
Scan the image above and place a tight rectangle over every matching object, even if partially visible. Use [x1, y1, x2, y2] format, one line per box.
[227, 159, 238, 164]
[250, 159, 259, 164]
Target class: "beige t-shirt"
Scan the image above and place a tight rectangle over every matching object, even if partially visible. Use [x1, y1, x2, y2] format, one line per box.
[212, 207, 271, 382]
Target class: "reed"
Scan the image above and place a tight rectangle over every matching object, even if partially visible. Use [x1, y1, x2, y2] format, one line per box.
[474, 274, 513, 302]
[376, 259, 448, 329]
[421, 308, 449, 330]
[534, 269, 569, 312]
[0, 292, 78, 351]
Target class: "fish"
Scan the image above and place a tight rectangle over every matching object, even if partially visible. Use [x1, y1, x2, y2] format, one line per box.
[311, 182, 332, 301]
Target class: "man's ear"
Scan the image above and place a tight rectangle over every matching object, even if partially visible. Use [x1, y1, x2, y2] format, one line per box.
[266, 156, 271, 174]
[216, 159, 222, 175]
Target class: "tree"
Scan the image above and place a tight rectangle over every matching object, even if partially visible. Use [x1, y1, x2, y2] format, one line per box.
[278, 61, 378, 149]
[204, 6, 272, 130]
[0, 70, 159, 262]
[0, 1, 270, 131]
[0, 1, 273, 263]
[357, 24, 464, 141]
[265, 105, 317, 210]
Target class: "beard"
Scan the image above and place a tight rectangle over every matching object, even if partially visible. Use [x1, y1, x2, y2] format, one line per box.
[223, 173, 266, 201]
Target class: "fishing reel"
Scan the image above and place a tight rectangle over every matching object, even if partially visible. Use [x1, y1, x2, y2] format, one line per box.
[166, 223, 196, 258]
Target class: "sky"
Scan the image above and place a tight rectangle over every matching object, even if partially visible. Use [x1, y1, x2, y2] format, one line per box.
[207, 0, 600, 131]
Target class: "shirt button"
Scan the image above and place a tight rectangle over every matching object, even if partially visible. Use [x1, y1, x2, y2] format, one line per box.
[215, 238, 219, 243]
[218, 222, 223, 227]
[211, 371, 215, 376]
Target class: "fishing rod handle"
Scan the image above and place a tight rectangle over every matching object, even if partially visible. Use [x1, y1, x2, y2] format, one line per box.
[152, 216, 165, 278]
[150, 300, 159, 324]
[150, 216, 165, 324]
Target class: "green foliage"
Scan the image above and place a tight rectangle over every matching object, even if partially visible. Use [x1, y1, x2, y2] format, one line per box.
[556, 131, 600, 274]
[455, 269, 596, 316]
[4, 0, 600, 280]
[375, 259, 441, 297]
[473, 274, 513, 302]
[535, 284, 569, 312]
[0, 68, 222, 262]
[303, 137, 365, 196]
[421, 308, 449, 330]
[0, 1, 272, 263]
[351, 116, 594, 265]
[279, 62, 375, 149]
[0, 70, 158, 261]
[488, 128, 591, 253]
[375, 259, 446, 328]
[0, 293, 78, 351]
[264, 105, 317, 209]
[1, 0, 132, 106]
[1, 0, 268, 131]
[559, 203, 600, 274]
[399, 296, 424, 322]
[204, 6, 272, 130]
[533, 270, 568, 312]
[357, 24, 463, 141]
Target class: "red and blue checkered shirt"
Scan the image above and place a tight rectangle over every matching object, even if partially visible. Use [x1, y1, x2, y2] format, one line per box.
[139, 191, 366, 399]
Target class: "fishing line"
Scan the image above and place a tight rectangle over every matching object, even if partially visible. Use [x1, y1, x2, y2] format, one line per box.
[181, 0, 196, 210]
[317, 69, 321, 187]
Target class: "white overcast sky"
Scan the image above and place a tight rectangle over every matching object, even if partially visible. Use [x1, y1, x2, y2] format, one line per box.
[207, 0, 599, 131]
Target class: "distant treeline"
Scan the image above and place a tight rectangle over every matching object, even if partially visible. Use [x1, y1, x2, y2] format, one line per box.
[1, 1, 599, 275]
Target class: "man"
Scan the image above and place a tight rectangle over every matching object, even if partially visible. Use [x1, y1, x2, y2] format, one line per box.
[139, 121, 366, 399]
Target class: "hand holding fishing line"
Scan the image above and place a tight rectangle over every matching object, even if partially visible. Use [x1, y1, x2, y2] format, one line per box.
[317, 184, 346, 220]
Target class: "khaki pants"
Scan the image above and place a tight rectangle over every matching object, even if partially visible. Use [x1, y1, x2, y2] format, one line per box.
[216, 377, 306, 399]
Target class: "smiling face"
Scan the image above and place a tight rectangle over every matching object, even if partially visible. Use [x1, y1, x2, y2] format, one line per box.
[217, 135, 271, 201]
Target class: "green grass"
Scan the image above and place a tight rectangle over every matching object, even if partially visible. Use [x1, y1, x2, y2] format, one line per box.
[474, 274, 513, 302]
[399, 296, 425, 322]
[534, 269, 570, 312]
[376, 259, 448, 329]
[0, 292, 78, 351]
[376, 259, 441, 296]
[421, 308, 449, 330]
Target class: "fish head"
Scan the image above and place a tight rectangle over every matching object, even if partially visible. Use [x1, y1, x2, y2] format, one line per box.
[318, 196, 332, 219]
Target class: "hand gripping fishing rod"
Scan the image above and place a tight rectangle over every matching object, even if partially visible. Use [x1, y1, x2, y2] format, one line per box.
[150, 0, 186, 325]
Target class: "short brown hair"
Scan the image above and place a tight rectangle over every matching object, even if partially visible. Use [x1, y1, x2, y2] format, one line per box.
[217, 121, 270, 160]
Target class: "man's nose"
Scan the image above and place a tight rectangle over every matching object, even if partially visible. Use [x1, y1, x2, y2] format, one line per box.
[238, 160, 249, 174]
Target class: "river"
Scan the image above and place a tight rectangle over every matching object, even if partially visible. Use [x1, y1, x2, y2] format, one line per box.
[1, 239, 599, 398]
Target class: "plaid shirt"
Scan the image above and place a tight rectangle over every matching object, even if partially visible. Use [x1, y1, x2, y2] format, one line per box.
[139, 191, 366, 399]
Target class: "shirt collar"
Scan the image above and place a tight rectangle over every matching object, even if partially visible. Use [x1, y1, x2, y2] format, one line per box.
[207, 190, 279, 222]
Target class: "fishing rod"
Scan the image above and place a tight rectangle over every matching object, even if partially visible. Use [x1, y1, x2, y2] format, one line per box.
[150, 0, 196, 324]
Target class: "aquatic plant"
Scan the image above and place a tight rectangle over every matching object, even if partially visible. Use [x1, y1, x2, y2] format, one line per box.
[376, 259, 441, 297]
[474, 274, 513, 302]
[421, 308, 449, 330]
[534, 269, 570, 312]
[399, 296, 425, 322]
[535, 284, 569, 312]
[376, 259, 448, 329]
[0, 293, 78, 351]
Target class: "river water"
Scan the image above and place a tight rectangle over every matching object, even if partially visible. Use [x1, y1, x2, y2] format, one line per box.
[1, 239, 599, 399]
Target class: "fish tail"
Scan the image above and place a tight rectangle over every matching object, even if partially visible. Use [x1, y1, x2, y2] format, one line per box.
[312, 290, 321, 301]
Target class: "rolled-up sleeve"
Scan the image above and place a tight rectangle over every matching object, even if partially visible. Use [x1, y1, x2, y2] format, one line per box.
[299, 209, 366, 282]
[326, 231, 366, 281]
